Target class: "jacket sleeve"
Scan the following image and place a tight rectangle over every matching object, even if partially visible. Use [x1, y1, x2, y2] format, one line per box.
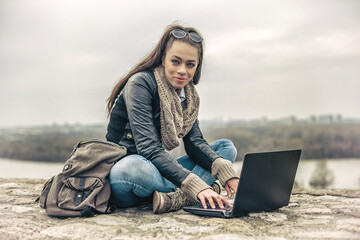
[123, 73, 191, 187]
[183, 120, 221, 171]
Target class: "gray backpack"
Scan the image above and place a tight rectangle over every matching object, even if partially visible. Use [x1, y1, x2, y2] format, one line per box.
[38, 139, 126, 217]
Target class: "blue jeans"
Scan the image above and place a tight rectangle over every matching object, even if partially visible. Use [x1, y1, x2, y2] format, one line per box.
[109, 139, 237, 207]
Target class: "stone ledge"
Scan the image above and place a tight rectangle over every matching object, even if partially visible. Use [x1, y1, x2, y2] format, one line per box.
[0, 178, 359, 240]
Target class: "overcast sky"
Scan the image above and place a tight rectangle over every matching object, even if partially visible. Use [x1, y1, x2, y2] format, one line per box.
[0, 0, 359, 127]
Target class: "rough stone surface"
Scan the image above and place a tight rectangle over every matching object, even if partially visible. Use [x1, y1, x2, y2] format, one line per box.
[0, 178, 360, 240]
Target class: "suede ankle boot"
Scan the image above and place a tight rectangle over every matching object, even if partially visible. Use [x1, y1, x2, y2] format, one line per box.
[153, 188, 199, 214]
[211, 181, 222, 194]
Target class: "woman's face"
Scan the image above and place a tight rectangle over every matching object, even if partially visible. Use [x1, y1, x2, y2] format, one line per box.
[162, 41, 198, 89]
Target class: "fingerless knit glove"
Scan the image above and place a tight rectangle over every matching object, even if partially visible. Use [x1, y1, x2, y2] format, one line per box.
[181, 173, 211, 201]
[211, 158, 239, 186]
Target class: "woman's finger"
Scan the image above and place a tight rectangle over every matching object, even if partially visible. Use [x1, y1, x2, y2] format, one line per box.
[213, 194, 224, 209]
[226, 178, 239, 197]
[224, 184, 232, 198]
[221, 196, 232, 208]
[198, 189, 233, 210]
[205, 194, 216, 209]
[198, 193, 208, 209]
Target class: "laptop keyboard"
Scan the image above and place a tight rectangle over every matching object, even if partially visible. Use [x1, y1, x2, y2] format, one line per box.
[201, 201, 233, 211]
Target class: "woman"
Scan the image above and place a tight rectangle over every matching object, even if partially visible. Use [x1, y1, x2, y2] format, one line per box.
[106, 24, 239, 214]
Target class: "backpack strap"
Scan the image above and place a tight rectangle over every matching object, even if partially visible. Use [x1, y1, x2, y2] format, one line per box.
[80, 206, 96, 217]
[74, 177, 86, 206]
[80, 205, 116, 217]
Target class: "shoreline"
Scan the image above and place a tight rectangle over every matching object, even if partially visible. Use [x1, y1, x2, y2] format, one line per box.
[2, 158, 360, 190]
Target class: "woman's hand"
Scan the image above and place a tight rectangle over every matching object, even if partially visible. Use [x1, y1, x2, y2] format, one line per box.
[197, 188, 232, 209]
[224, 178, 239, 198]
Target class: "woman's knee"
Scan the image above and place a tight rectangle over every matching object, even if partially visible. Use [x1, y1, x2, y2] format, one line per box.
[211, 139, 237, 163]
[109, 155, 155, 184]
[109, 155, 159, 207]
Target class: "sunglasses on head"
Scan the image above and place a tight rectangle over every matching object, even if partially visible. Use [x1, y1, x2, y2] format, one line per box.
[171, 29, 203, 43]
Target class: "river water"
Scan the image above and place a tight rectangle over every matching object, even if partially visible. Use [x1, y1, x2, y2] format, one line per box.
[1, 158, 359, 190]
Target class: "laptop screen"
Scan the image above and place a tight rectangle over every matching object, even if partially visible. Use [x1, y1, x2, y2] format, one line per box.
[232, 149, 301, 216]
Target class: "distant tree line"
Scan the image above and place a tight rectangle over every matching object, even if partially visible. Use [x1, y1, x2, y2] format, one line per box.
[0, 126, 105, 162]
[201, 123, 360, 162]
[0, 122, 359, 162]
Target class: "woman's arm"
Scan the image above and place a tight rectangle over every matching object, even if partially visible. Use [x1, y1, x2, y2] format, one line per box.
[183, 120, 220, 171]
[183, 120, 239, 198]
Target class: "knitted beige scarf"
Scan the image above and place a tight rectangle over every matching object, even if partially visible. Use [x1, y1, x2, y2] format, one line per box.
[153, 65, 200, 150]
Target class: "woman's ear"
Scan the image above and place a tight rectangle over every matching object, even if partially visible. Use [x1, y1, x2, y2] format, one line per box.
[161, 56, 165, 66]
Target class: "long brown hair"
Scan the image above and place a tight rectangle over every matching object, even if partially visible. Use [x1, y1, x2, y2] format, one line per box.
[106, 24, 204, 115]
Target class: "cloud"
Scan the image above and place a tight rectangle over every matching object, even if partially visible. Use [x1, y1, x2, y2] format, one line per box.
[0, 0, 359, 126]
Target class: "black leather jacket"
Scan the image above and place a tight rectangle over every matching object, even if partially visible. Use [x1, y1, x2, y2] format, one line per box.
[106, 71, 220, 187]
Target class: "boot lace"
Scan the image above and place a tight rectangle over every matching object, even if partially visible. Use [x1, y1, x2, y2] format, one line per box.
[169, 189, 185, 211]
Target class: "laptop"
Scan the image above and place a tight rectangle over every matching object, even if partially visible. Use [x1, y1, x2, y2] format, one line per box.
[183, 149, 302, 218]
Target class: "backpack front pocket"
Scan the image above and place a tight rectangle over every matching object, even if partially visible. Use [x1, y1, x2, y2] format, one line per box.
[57, 177, 103, 210]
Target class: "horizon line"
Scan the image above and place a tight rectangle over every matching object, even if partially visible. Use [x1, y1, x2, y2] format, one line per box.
[1, 114, 360, 129]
